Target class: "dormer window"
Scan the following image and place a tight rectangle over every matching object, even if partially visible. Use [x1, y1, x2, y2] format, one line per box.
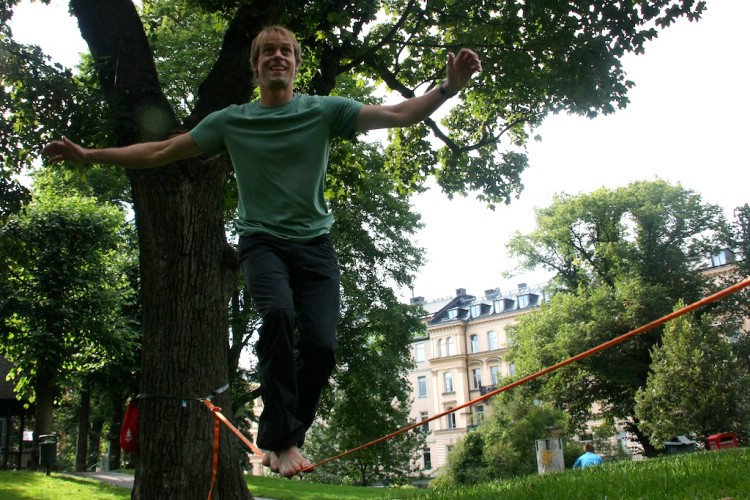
[711, 249, 735, 267]
[493, 298, 515, 313]
[470, 304, 482, 318]
[518, 294, 529, 309]
[447, 308, 459, 320]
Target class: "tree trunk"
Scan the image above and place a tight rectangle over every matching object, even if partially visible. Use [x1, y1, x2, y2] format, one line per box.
[108, 391, 123, 470]
[69, 1, 254, 497]
[32, 371, 56, 470]
[128, 155, 251, 499]
[627, 420, 660, 458]
[89, 416, 104, 469]
[75, 388, 91, 472]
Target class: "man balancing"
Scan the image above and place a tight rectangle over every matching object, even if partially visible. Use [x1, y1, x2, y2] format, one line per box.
[43, 25, 482, 478]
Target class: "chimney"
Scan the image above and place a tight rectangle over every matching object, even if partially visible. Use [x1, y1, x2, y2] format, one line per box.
[456, 288, 467, 297]
[517, 283, 528, 292]
[410, 296, 425, 305]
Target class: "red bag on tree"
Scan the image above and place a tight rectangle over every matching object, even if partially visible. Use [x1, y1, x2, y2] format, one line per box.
[120, 402, 139, 454]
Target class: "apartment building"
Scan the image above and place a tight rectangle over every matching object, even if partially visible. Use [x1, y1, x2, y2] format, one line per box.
[408, 283, 547, 475]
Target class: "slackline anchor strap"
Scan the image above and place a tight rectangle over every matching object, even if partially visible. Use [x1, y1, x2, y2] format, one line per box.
[200, 399, 265, 500]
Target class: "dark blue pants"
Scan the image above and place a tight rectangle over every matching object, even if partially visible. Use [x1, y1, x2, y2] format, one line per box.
[238, 234, 340, 451]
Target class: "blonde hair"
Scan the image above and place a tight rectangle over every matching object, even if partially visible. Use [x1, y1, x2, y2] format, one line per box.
[250, 26, 302, 80]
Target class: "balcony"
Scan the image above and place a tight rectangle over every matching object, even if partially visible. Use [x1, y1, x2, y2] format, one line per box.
[478, 384, 499, 396]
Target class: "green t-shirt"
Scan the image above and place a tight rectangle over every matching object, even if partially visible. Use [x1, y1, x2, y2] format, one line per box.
[190, 94, 363, 241]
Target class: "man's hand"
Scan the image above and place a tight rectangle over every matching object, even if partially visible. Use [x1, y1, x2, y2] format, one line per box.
[354, 47, 483, 131]
[444, 48, 482, 93]
[42, 136, 87, 164]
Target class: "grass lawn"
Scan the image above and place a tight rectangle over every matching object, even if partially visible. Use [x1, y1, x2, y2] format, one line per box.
[248, 448, 750, 499]
[1, 448, 748, 499]
[0, 470, 130, 500]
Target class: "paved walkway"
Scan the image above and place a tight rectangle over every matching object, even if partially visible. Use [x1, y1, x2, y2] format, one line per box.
[75, 471, 134, 489]
[77, 471, 272, 499]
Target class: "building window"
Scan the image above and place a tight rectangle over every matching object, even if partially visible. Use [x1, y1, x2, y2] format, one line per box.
[419, 411, 429, 431]
[447, 308, 458, 319]
[474, 405, 485, 425]
[417, 376, 427, 398]
[446, 410, 457, 429]
[415, 342, 425, 363]
[443, 372, 454, 393]
[472, 368, 481, 389]
[422, 447, 432, 469]
[447, 337, 456, 356]
[518, 294, 530, 309]
[470, 304, 481, 318]
[470, 334, 479, 353]
[438, 338, 446, 357]
[711, 249, 734, 267]
[488, 331, 498, 350]
[509, 362, 516, 376]
[490, 365, 500, 386]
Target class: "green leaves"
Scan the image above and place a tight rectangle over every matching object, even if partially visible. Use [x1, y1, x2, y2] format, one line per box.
[505, 180, 731, 452]
[635, 309, 750, 447]
[0, 195, 138, 401]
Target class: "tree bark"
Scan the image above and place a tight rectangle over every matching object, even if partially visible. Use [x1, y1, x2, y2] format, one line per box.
[69, 1, 257, 497]
[89, 416, 104, 469]
[108, 391, 123, 470]
[32, 371, 56, 470]
[75, 388, 91, 472]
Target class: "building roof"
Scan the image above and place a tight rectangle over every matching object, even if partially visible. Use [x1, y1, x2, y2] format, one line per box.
[0, 357, 18, 400]
[413, 295, 456, 316]
[411, 283, 548, 326]
[0, 356, 33, 415]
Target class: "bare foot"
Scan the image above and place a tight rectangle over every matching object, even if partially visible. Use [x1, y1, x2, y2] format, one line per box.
[261, 451, 280, 473]
[275, 446, 312, 477]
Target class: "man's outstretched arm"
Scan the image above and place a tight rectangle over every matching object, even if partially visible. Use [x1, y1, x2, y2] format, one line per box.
[355, 48, 482, 132]
[42, 132, 203, 169]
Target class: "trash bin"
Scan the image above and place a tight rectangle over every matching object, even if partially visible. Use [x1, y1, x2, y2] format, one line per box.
[707, 433, 738, 450]
[663, 435, 696, 455]
[39, 434, 58, 476]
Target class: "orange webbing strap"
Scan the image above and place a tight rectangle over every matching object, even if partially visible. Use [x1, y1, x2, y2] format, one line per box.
[207, 409, 221, 500]
[202, 400, 266, 500]
[301, 276, 750, 473]
[201, 399, 266, 458]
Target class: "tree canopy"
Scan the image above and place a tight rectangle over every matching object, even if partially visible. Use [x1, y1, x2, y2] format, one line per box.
[506, 180, 735, 455]
[0, 194, 138, 457]
[634, 306, 750, 447]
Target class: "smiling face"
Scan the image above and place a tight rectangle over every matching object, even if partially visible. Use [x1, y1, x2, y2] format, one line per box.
[250, 27, 302, 92]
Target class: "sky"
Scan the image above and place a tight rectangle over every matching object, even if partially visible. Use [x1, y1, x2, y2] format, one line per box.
[10, 0, 750, 303]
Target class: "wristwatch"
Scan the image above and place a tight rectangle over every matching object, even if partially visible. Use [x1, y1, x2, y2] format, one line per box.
[439, 83, 458, 98]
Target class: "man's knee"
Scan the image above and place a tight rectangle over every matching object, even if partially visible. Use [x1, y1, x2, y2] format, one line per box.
[256, 304, 296, 357]
[300, 340, 336, 375]
[263, 303, 296, 326]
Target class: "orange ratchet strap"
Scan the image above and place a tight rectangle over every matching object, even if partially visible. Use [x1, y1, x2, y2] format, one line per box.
[201, 399, 266, 500]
